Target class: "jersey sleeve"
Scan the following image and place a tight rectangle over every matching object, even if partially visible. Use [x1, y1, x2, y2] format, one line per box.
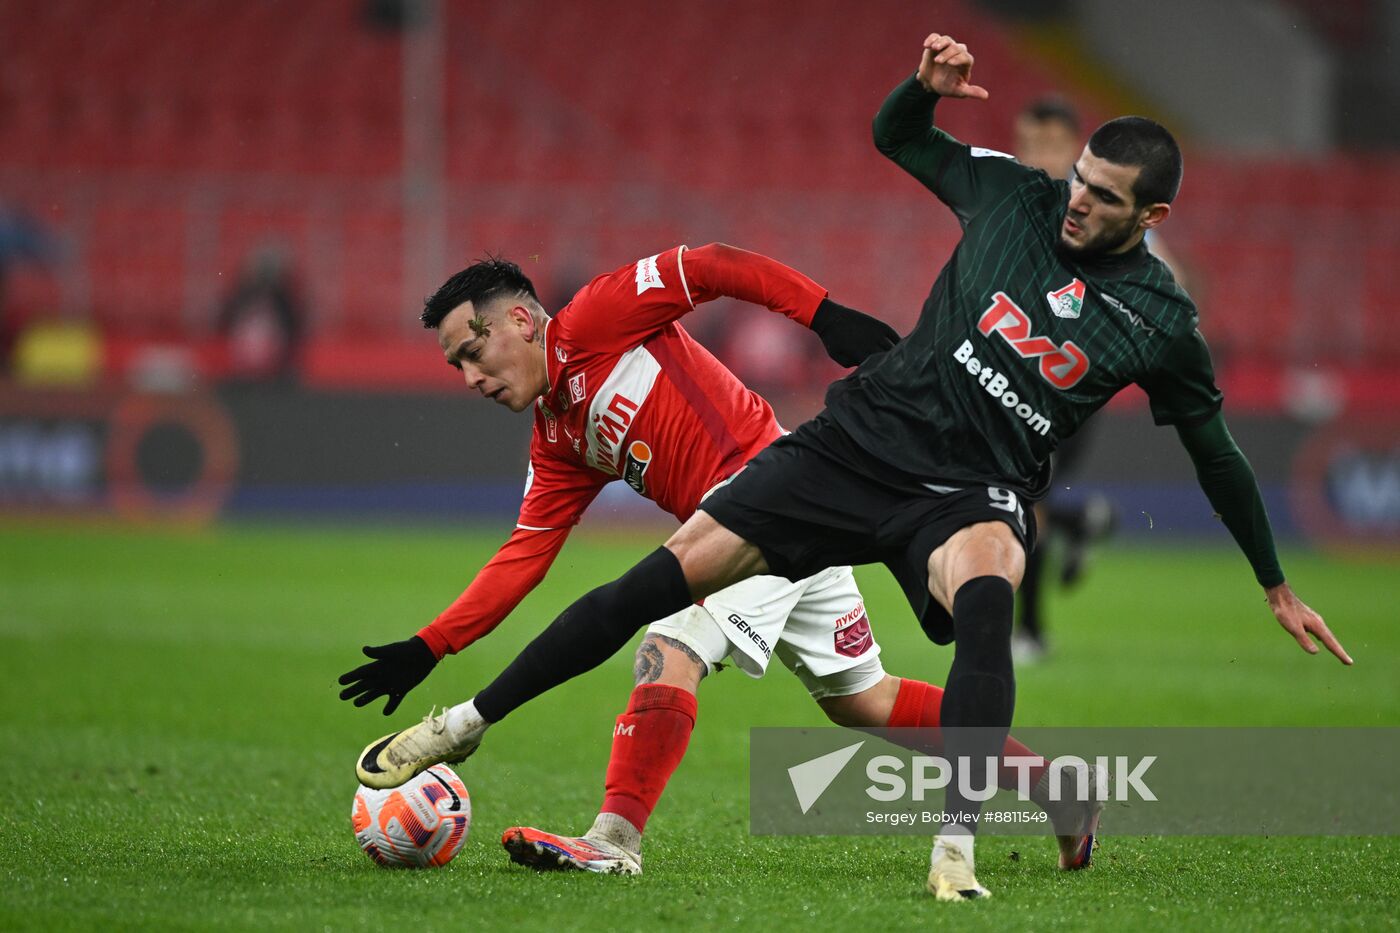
[1174, 411, 1284, 588]
[515, 440, 609, 532]
[1138, 327, 1225, 427]
[562, 246, 700, 353]
[416, 443, 606, 658]
[416, 525, 571, 657]
[872, 74, 1036, 227]
[679, 243, 827, 326]
[564, 244, 827, 352]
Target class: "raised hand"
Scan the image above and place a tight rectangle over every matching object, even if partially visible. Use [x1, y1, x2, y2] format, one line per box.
[916, 33, 989, 100]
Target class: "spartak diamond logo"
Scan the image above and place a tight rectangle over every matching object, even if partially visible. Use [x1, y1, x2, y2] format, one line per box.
[1046, 278, 1086, 319]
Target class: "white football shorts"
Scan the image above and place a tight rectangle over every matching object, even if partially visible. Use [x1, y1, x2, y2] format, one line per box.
[644, 564, 885, 700]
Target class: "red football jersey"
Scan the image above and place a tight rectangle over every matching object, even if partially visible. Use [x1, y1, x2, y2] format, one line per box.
[419, 244, 827, 657]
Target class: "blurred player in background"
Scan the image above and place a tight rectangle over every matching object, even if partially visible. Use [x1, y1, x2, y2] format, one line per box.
[215, 245, 306, 384]
[1009, 96, 1118, 662]
[340, 245, 1100, 876]
[0, 199, 62, 374]
[362, 32, 1352, 902]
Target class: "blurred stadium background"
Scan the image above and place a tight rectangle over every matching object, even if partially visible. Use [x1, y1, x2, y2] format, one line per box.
[0, 0, 1397, 546]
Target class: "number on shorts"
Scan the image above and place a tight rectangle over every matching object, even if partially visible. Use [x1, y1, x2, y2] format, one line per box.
[987, 486, 1019, 514]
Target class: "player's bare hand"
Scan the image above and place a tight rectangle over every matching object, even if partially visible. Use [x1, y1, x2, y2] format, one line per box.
[916, 33, 989, 100]
[1266, 582, 1352, 665]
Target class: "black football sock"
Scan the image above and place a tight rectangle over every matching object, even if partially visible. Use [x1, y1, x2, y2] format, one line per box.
[939, 576, 1016, 834]
[474, 547, 692, 723]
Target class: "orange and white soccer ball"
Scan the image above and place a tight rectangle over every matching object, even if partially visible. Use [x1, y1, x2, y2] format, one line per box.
[351, 765, 471, 868]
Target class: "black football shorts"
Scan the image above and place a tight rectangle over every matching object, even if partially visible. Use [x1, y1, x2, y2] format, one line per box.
[700, 412, 1036, 645]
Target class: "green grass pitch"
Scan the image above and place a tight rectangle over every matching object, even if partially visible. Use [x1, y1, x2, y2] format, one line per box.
[1, 522, 1397, 930]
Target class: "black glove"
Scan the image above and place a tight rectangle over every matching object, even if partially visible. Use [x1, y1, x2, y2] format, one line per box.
[809, 298, 900, 367]
[337, 635, 438, 715]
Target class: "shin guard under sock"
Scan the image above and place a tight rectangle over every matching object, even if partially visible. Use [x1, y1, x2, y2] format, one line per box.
[599, 684, 699, 834]
[885, 677, 1046, 792]
[939, 576, 1017, 831]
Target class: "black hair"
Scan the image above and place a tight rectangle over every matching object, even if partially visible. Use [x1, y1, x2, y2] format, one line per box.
[1020, 95, 1080, 134]
[421, 257, 539, 329]
[1086, 116, 1183, 206]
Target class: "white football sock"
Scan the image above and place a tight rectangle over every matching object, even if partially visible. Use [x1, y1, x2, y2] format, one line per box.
[445, 698, 489, 745]
[587, 811, 643, 856]
[932, 822, 976, 870]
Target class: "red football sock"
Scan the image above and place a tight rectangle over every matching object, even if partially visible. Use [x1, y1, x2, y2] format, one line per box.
[885, 678, 1047, 792]
[599, 684, 698, 833]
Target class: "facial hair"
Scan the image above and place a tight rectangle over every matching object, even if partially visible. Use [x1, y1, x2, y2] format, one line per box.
[1056, 212, 1141, 261]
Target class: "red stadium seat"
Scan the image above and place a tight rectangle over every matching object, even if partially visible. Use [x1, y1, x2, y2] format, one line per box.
[0, 0, 1396, 382]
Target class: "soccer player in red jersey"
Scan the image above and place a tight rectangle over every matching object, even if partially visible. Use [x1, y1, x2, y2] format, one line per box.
[342, 244, 1101, 875]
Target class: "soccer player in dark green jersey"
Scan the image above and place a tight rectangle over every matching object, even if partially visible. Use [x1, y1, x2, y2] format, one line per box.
[349, 31, 1351, 901]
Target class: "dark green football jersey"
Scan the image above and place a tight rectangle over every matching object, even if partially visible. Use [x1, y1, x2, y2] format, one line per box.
[826, 75, 1222, 500]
